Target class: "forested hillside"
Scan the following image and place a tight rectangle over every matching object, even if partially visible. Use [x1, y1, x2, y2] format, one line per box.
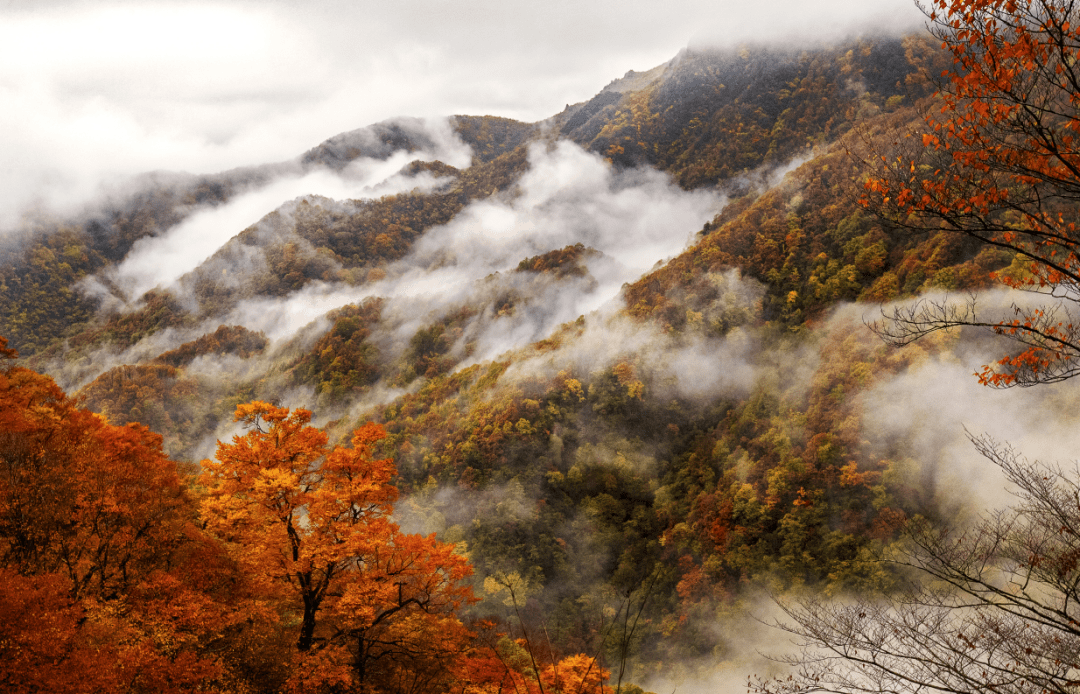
[1, 23, 1069, 693]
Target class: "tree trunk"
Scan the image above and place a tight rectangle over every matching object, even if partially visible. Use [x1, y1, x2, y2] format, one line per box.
[355, 630, 368, 689]
[297, 592, 318, 651]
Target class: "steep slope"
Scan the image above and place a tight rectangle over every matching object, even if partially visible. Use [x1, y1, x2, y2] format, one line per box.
[557, 34, 934, 188]
[0, 117, 535, 359]
[0, 31, 1033, 679]
[624, 123, 1009, 332]
[0, 167, 274, 355]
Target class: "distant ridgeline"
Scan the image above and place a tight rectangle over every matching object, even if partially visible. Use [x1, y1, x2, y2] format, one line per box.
[0, 33, 1012, 679]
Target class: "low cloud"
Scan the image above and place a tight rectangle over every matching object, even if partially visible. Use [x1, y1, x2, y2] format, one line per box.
[853, 295, 1080, 514]
[498, 309, 762, 403]
[407, 140, 720, 276]
[0, 1, 924, 231]
[209, 140, 723, 365]
[220, 281, 378, 343]
[41, 326, 193, 392]
[97, 118, 470, 302]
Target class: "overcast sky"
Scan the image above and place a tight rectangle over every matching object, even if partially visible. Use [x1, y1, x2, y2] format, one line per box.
[0, 0, 924, 227]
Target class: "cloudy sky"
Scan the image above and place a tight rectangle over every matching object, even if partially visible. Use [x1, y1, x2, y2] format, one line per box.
[0, 0, 923, 227]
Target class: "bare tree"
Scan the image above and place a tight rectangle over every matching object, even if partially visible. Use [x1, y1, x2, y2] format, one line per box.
[752, 434, 1080, 694]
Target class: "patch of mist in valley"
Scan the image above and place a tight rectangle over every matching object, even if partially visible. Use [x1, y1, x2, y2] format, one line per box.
[851, 291, 1080, 516]
[41, 326, 194, 392]
[496, 304, 764, 402]
[364, 139, 723, 325]
[61, 136, 817, 402]
[88, 117, 471, 305]
[188, 138, 725, 366]
[384, 289, 1080, 688]
[636, 592, 798, 694]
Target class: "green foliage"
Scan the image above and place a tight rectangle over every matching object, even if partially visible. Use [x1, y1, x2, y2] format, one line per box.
[0, 169, 274, 357]
[451, 115, 539, 164]
[23, 289, 197, 377]
[293, 145, 533, 272]
[625, 141, 1008, 331]
[517, 243, 602, 278]
[0, 227, 100, 355]
[348, 314, 945, 666]
[562, 37, 926, 189]
[154, 324, 267, 368]
[285, 299, 384, 404]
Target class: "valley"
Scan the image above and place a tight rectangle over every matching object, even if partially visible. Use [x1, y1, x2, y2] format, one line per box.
[3, 23, 1077, 694]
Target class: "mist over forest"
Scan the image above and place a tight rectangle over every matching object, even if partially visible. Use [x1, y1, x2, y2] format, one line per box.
[3, 3, 1079, 693]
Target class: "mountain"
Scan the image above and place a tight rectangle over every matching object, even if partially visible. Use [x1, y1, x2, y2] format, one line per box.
[0, 33, 1026, 685]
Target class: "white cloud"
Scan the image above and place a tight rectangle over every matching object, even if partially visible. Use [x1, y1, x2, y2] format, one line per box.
[103, 118, 470, 300]
[853, 293, 1080, 513]
[187, 140, 721, 365]
[0, 4, 332, 227]
[0, 0, 924, 230]
[405, 141, 720, 281]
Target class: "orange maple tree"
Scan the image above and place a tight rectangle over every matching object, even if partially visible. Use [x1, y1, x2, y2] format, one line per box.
[863, 0, 1080, 386]
[200, 401, 475, 692]
[0, 336, 245, 693]
[455, 646, 612, 694]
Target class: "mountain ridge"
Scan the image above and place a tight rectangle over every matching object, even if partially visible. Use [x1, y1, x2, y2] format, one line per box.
[0, 32, 1024, 682]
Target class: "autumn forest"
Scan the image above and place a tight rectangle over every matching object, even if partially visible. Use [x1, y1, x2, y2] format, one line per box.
[4, 1, 1080, 692]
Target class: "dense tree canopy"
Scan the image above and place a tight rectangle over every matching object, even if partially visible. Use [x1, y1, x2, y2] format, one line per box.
[754, 438, 1080, 694]
[2, 340, 615, 693]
